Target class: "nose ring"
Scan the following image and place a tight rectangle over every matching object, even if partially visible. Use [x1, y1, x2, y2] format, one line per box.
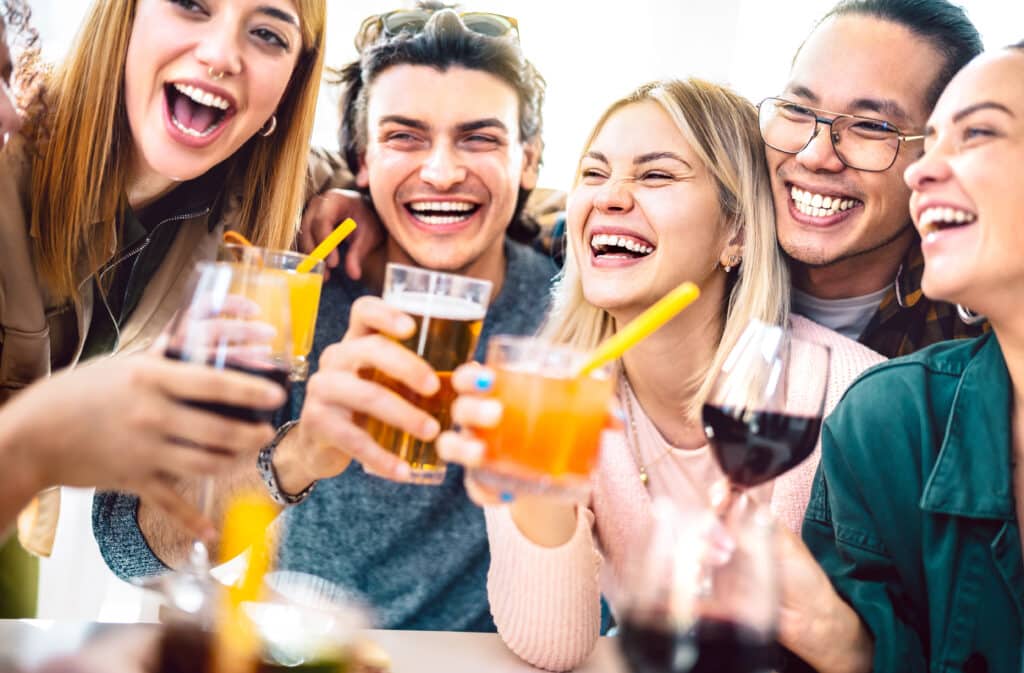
[208, 67, 225, 81]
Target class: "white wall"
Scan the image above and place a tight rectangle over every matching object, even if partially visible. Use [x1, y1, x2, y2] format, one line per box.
[23, 0, 1024, 621]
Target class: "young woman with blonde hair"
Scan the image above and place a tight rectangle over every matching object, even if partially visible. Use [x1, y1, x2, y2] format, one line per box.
[0, 0, 333, 558]
[438, 78, 885, 671]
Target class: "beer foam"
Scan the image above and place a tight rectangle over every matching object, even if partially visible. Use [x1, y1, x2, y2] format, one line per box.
[386, 292, 486, 321]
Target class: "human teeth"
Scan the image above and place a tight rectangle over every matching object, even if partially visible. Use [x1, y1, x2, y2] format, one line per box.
[589, 233, 654, 255]
[790, 187, 861, 218]
[919, 206, 976, 231]
[171, 114, 222, 138]
[173, 83, 230, 111]
[409, 201, 475, 213]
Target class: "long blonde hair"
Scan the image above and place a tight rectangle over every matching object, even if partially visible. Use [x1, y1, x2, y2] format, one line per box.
[29, 0, 327, 301]
[544, 78, 790, 419]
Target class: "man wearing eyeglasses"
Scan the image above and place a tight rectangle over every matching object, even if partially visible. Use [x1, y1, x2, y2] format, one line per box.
[759, 0, 985, 359]
[95, 3, 559, 634]
[760, 3, 990, 671]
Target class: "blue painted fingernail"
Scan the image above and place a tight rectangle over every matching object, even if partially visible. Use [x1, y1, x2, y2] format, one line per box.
[500, 491, 515, 503]
[474, 370, 495, 392]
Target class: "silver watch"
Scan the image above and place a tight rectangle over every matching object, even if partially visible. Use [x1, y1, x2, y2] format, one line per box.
[257, 420, 316, 506]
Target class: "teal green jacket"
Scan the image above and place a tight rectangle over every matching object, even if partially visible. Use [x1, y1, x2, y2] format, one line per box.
[804, 333, 1022, 673]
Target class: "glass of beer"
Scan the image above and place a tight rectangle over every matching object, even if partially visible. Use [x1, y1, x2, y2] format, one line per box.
[220, 244, 325, 382]
[360, 264, 493, 485]
[471, 337, 615, 500]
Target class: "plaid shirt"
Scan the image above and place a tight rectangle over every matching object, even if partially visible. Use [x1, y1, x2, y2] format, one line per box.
[859, 243, 987, 358]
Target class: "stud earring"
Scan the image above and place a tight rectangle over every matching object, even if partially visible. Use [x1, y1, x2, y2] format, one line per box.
[722, 254, 741, 273]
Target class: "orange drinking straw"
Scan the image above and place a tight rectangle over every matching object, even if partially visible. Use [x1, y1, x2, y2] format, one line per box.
[577, 281, 700, 377]
[223, 230, 255, 247]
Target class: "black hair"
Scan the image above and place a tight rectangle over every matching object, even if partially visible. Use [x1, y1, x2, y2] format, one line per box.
[335, 7, 546, 243]
[813, 0, 983, 110]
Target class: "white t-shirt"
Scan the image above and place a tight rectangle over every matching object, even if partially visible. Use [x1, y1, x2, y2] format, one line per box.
[791, 286, 889, 341]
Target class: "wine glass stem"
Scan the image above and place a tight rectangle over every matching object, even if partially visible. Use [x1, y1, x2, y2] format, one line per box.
[716, 484, 744, 518]
[188, 476, 216, 573]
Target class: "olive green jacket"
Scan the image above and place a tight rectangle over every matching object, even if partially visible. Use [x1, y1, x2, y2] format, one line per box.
[804, 332, 1021, 673]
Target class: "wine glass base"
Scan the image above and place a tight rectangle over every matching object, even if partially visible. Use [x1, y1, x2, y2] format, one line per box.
[135, 572, 218, 622]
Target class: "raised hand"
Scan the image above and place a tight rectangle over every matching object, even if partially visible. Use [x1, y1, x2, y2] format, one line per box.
[273, 296, 440, 491]
[2, 353, 286, 539]
[299, 189, 383, 281]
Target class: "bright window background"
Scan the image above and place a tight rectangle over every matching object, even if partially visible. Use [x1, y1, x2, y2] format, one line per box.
[23, 0, 1024, 621]
[30, 0, 1024, 189]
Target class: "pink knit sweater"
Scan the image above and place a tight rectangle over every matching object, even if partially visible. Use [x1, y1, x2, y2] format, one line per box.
[484, 315, 885, 671]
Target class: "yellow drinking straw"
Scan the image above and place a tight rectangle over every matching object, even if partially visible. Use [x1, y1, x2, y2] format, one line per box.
[212, 491, 279, 673]
[577, 281, 701, 377]
[296, 218, 358, 273]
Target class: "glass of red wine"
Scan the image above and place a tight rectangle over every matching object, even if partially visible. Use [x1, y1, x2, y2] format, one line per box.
[617, 497, 778, 673]
[702, 319, 830, 512]
[617, 320, 829, 673]
[149, 261, 294, 619]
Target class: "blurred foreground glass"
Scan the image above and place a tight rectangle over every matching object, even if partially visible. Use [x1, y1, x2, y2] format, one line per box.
[701, 320, 830, 512]
[617, 498, 778, 673]
[150, 262, 293, 605]
[220, 244, 325, 382]
[357, 263, 492, 484]
[158, 571, 371, 673]
[471, 337, 614, 500]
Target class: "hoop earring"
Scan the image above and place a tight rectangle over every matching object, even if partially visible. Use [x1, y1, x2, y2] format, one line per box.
[956, 304, 986, 325]
[259, 115, 277, 138]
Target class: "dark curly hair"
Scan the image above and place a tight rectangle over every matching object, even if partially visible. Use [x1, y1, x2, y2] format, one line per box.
[334, 5, 546, 243]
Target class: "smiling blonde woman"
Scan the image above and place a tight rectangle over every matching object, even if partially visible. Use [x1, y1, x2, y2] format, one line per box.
[438, 78, 886, 671]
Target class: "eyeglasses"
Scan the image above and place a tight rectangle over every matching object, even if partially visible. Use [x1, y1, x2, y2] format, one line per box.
[356, 7, 519, 51]
[757, 97, 924, 172]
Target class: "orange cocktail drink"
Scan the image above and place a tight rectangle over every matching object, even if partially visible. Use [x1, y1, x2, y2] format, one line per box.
[220, 244, 325, 381]
[474, 337, 615, 499]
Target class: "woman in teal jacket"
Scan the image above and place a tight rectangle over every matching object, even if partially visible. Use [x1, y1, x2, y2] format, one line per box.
[804, 43, 1024, 673]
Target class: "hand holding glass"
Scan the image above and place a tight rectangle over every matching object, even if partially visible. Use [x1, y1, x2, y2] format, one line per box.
[149, 261, 293, 618]
[468, 337, 615, 500]
[355, 264, 492, 484]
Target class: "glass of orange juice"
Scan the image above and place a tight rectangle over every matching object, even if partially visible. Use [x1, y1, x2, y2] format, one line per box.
[472, 336, 615, 500]
[220, 244, 325, 381]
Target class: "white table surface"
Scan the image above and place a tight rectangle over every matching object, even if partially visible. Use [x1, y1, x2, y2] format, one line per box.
[0, 621, 628, 672]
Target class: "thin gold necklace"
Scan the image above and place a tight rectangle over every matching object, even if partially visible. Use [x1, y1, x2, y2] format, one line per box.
[620, 377, 677, 487]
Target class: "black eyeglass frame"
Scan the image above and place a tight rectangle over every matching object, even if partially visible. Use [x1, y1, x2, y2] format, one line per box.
[757, 97, 925, 172]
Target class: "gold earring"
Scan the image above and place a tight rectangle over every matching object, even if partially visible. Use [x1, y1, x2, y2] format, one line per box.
[722, 254, 741, 273]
